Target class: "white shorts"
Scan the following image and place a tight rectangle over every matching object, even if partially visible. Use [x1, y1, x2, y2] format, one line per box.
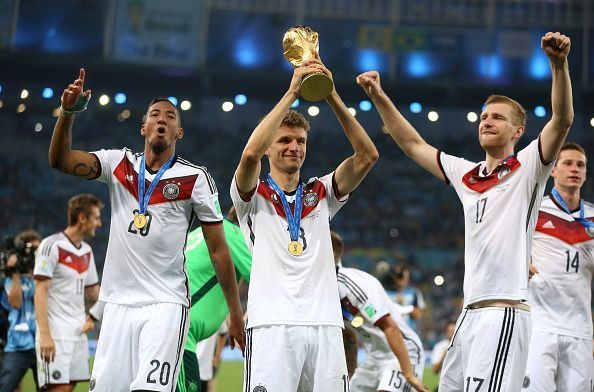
[89, 302, 189, 392]
[439, 306, 531, 392]
[523, 329, 594, 391]
[350, 356, 425, 392]
[244, 325, 349, 392]
[37, 336, 90, 387]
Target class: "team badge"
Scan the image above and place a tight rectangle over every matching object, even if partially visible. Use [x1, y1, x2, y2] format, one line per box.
[253, 386, 267, 392]
[89, 376, 97, 391]
[271, 193, 279, 203]
[163, 183, 180, 200]
[497, 165, 511, 180]
[522, 375, 530, 388]
[303, 192, 319, 206]
[52, 370, 61, 380]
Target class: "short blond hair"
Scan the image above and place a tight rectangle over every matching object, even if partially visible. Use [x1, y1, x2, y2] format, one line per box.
[484, 95, 526, 127]
[282, 110, 310, 132]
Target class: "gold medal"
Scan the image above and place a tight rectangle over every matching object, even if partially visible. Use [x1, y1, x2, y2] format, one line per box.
[351, 316, 364, 328]
[288, 241, 303, 256]
[134, 213, 147, 229]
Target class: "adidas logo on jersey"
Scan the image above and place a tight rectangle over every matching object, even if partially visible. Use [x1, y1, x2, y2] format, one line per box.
[65, 256, 72, 263]
[542, 220, 555, 229]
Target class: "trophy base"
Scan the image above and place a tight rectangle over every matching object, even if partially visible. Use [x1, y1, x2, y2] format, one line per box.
[300, 73, 333, 102]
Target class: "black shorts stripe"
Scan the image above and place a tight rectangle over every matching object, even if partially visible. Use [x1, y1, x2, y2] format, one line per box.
[337, 274, 368, 304]
[488, 308, 515, 392]
[170, 307, 189, 392]
[449, 308, 469, 350]
[244, 328, 252, 392]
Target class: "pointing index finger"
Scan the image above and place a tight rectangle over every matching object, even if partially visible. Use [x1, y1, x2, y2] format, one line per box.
[79, 68, 85, 83]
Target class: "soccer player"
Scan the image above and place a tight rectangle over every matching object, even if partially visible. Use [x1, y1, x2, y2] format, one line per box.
[524, 142, 593, 391]
[48, 69, 245, 391]
[33, 194, 103, 391]
[177, 207, 251, 392]
[332, 232, 428, 392]
[357, 31, 573, 391]
[231, 55, 379, 391]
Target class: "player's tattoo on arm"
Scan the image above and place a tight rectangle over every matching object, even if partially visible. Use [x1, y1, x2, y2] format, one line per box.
[73, 159, 100, 178]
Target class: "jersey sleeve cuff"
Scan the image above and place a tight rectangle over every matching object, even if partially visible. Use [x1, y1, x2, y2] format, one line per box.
[373, 312, 391, 327]
[200, 220, 223, 226]
[436, 150, 450, 185]
[33, 275, 51, 281]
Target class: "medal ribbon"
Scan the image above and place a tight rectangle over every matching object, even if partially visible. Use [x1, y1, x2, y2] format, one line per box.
[138, 153, 175, 214]
[551, 187, 594, 229]
[267, 174, 303, 242]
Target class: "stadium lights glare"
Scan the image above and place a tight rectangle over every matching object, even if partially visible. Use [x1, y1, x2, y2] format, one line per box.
[347, 107, 357, 117]
[0, 84, 2, 93]
[0, 100, 3, 109]
[99, 95, 110, 106]
[17, 103, 26, 113]
[117, 114, 125, 122]
[428, 111, 439, 122]
[590, 117, 594, 128]
[168, 96, 178, 106]
[52, 107, 61, 118]
[121, 109, 131, 119]
[42, 88, 54, 99]
[20, 89, 29, 99]
[34, 123, 43, 133]
[409, 102, 422, 114]
[291, 99, 300, 108]
[307, 106, 320, 117]
[234, 94, 247, 106]
[467, 112, 478, 123]
[359, 100, 372, 112]
[389, 228, 399, 238]
[534, 106, 546, 118]
[434, 275, 444, 286]
[222, 101, 234, 112]
[180, 100, 192, 111]
[114, 93, 127, 104]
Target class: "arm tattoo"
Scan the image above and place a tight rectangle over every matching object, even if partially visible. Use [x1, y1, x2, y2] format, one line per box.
[73, 160, 99, 178]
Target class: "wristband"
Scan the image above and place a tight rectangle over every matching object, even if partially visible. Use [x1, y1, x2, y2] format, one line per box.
[61, 93, 91, 114]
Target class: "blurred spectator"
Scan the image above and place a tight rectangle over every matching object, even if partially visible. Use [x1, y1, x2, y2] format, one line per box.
[388, 263, 426, 332]
[431, 320, 457, 379]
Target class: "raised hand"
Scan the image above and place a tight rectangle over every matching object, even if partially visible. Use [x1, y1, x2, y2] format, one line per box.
[541, 32, 571, 66]
[288, 60, 325, 97]
[61, 68, 91, 111]
[356, 71, 383, 99]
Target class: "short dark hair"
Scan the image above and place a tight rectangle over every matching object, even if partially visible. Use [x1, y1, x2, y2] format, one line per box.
[330, 231, 344, 257]
[558, 141, 586, 157]
[394, 263, 410, 279]
[484, 95, 526, 127]
[143, 98, 181, 126]
[282, 110, 310, 132]
[14, 230, 42, 246]
[68, 194, 104, 226]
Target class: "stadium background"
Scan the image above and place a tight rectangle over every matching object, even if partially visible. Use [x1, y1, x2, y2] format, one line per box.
[1, 0, 592, 389]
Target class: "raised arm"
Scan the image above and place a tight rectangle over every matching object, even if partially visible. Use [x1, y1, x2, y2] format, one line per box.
[377, 316, 429, 392]
[539, 32, 574, 164]
[318, 60, 378, 196]
[357, 71, 445, 182]
[48, 68, 100, 179]
[202, 223, 245, 353]
[234, 61, 324, 196]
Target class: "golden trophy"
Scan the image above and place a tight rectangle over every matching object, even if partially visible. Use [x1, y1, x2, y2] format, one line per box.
[282, 26, 334, 102]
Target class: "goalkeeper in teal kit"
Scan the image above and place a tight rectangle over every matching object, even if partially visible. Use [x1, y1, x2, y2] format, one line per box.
[177, 208, 252, 392]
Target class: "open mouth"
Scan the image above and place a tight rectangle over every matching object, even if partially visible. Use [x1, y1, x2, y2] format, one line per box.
[156, 126, 166, 136]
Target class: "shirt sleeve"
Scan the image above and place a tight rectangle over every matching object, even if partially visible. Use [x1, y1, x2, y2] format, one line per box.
[85, 251, 99, 287]
[517, 137, 554, 183]
[415, 288, 426, 310]
[33, 239, 58, 279]
[91, 148, 125, 184]
[230, 174, 256, 222]
[338, 271, 390, 326]
[192, 168, 223, 224]
[320, 172, 349, 220]
[438, 151, 476, 189]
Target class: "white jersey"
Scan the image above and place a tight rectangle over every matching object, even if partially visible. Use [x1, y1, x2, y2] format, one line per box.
[337, 267, 424, 365]
[529, 196, 594, 339]
[438, 138, 552, 305]
[230, 173, 346, 328]
[34, 232, 99, 340]
[92, 148, 223, 307]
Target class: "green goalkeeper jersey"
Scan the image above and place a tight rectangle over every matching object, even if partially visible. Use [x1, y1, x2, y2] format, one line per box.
[184, 219, 251, 351]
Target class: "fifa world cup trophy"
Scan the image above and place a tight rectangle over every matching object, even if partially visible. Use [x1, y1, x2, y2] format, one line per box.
[282, 26, 334, 102]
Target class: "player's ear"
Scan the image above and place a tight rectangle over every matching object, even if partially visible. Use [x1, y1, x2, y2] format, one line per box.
[140, 124, 146, 136]
[176, 127, 184, 140]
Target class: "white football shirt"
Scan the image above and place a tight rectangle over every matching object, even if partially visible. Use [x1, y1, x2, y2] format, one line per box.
[34, 232, 98, 340]
[529, 196, 594, 339]
[438, 138, 552, 305]
[337, 267, 424, 365]
[92, 149, 223, 306]
[230, 173, 346, 328]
